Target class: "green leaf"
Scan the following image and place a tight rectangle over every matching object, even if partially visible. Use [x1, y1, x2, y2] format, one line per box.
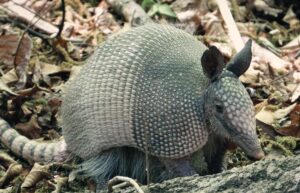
[141, 0, 155, 10]
[158, 4, 177, 18]
[147, 3, 159, 17]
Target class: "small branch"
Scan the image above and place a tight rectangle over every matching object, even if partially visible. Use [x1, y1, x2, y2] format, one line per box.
[107, 176, 144, 193]
[55, 0, 65, 38]
[1, 1, 58, 35]
[216, 0, 244, 51]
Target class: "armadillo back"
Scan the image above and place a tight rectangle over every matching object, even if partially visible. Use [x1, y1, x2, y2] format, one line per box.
[62, 24, 209, 159]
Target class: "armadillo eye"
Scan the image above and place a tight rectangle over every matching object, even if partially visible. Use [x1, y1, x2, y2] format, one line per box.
[215, 104, 224, 113]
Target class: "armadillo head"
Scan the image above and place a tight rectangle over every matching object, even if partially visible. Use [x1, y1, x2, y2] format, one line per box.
[201, 40, 264, 160]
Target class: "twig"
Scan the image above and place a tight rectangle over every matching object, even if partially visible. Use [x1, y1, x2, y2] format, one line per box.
[1, 1, 58, 35]
[13, 1, 49, 67]
[107, 176, 144, 193]
[216, 0, 244, 51]
[12, 0, 50, 89]
[55, 0, 65, 38]
[55, 44, 84, 65]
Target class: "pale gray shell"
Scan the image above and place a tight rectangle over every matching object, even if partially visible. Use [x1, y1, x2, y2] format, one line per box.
[62, 24, 209, 159]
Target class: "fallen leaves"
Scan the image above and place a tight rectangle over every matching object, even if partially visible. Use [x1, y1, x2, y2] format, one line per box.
[0, 163, 23, 188]
[0, 79, 17, 96]
[277, 104, 300, 138]
[256, 103, 296, 125]
[0, 33, 32, 90]
[15, 114, 42, 139]
[21, 163, 51, 189]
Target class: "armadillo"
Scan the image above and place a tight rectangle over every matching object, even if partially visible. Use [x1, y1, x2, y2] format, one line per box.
[0, 23, 264, 188]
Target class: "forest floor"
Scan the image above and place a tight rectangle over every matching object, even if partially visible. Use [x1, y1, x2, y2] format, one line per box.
[0, 0, 300, 192]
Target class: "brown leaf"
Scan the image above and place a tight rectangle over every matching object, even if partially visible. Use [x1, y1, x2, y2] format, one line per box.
[48, 97, 62, 115]
[0, 151, 17, 168]
[3, 1, 58, 34]
[277, 125, 300, 138]
[33, 61, 42, 85]
[0, 34, 19, 69]
[15, 115, 42, 139]
[0, 163, 23, 188]
[277, 104, 300, 138]
[16, 85, 39, 97]
[14, 34, 32, 89]
[255, 103, 297, 125]
[21, 163, 51, 189]
[0, 34, 32, 89]
[256, 119, 277, 139]
[0, 0, 9, 4]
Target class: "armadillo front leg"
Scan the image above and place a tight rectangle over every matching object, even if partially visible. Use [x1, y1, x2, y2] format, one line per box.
[159, 156, 197, 176]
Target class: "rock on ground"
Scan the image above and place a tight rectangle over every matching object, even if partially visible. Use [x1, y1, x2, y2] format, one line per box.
[106, 155, 300, 193]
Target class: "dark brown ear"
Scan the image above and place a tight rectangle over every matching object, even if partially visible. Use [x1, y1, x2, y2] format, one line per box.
[226, 40, 252, 77]
[201, 46, 225, 81]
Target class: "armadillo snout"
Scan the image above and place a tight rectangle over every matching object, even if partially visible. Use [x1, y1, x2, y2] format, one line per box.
[246, 148, 265, 161]
[232, 134, 264, 161]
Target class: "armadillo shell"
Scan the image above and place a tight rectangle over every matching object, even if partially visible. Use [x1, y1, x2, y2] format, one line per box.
[62, 24, 209, 159]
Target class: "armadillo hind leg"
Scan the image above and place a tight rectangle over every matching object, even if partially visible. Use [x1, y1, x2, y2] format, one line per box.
[159, 156, 197, 177]
[202, 134, 228, 174]
[79, 146, 172, 190]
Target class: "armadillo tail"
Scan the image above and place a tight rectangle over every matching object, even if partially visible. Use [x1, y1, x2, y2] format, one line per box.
[0, 117, 70, 163]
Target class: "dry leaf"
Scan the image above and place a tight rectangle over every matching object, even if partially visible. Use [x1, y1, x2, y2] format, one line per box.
[282, 35, 300, 49]
[254, 99, 268, 114]
[32, 61, 42, 85]
[277, 104, 300, 138]
[15, 114, 42, 139]
[40, 63, 63, 75]
[241, 41, 293, 84]
[21, 163, 51, 189]
[253, 41, 292, 70]
[0, 34, 32, 89]
[16, 85, 39, 97]
[0, 34, 19, 68]
[50, 176, 68, 193]
[0, 163, 23, 188]
[48, 97, 62, 115]
[2, 1, 58, 34]
[291, 84, 300, 102]
[0, 187, 12, 193]
[0, 0, 9, 4]
[256, 103, 297, 125]
[0, 151, 17, 168]
[201, 11, 227, 38]
[14, 34, 32, 89]
[1, 69, 18, 85]
[0, 79, 17, 95]
[253, 0, 282, 17]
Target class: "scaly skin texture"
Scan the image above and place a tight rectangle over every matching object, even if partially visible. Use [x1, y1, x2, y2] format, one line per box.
[0, 119, 67, 162]
[62, 24, 209, 159]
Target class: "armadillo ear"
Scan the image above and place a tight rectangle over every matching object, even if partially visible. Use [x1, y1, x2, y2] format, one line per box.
[226, 40, 252, 77]
[201, 46, 225, 81]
